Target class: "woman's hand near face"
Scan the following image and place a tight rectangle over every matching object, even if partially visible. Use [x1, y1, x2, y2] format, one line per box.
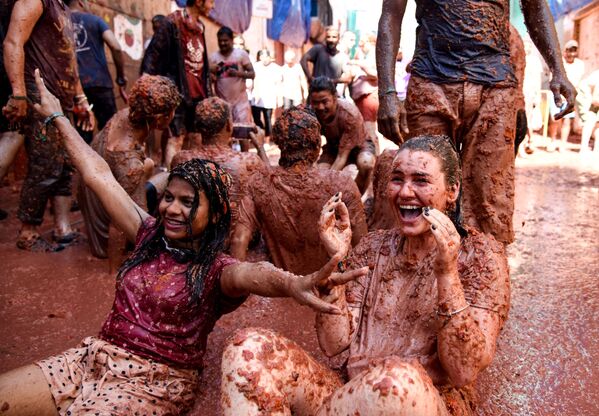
[319, 193, 352, 258]
[422, 207, 461, 273]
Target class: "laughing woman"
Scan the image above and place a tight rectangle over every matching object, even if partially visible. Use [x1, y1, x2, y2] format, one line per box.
[0, 70, 367, 416]
[221, 135, 510, 415]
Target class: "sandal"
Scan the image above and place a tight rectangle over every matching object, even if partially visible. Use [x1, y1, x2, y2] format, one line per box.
[17, 235, 65, 252]
[52, 230, 86, 245]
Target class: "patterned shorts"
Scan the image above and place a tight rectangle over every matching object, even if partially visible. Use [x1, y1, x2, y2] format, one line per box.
[36, 337, 199, 416]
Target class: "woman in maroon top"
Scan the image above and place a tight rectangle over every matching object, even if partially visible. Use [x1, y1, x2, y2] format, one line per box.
[0, 70, 368, 416]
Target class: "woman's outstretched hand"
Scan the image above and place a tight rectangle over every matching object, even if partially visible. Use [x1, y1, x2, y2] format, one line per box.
[287, 253, 369, 314]
[319, 193, 352, 258]
[32, 68, 63, 118]
[422, 207, 461, 273]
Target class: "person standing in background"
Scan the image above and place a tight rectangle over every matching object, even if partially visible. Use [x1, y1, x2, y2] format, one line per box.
[3, 0, 94, 251]
[281, 50, 308, 109]
[349, 33, 379, 143]
[210, 26, 255, 127]
[251, 49, 281, 140]
[141, 0, 214, 168]
[67, 0, 127, 144]
[547, 40, 585, 152]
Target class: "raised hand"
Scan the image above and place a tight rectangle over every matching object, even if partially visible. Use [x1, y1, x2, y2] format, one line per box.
[422, 207, 461, 273]
[287, 253, 369, 314]
[32, 68, 63, 117]
[318, 193, 352, 258]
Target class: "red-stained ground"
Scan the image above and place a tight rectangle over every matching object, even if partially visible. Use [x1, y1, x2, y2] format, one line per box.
[1, 144, 598, 415]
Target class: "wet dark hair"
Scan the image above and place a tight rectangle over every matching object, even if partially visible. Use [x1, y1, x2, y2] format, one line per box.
[272, 107, 321, 167]
[217, 26, 234, 39]
[152, 15, 166, 24]
[397, 135, 467, 237]
[309, 76, 337, 97]
[117, 159, 232, 301]
[195, 97, 231, 141]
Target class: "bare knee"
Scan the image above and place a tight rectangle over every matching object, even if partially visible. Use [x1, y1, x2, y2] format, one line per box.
[357, 152, 375, 175]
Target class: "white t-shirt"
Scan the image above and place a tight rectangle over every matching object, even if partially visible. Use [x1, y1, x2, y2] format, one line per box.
[564, 58, 585, 87]
[281, 63, 306, 103]
[252, 61, 282, 109]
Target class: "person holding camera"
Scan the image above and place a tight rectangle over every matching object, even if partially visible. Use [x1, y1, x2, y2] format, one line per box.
[210, 26, 255, 127]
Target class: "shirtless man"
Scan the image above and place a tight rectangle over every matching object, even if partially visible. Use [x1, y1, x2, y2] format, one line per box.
[170, 97, 267, 233]
[79, 75, 180, 263]
[230, 107, 367, 275]
[3, 0, 94, 251]
[309, 76, 376, 195]
[376, 0, 576, 245]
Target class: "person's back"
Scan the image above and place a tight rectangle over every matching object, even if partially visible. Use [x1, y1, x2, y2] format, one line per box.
[239, 165, 366, 275]
[411, 0, 515, 86]
[233, 107, 367, 275]
[72, 11, 113, 90]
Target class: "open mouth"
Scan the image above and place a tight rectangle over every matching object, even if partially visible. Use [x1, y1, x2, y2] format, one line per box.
[164, 218, 186, 230]
[398, 205, 423, 221]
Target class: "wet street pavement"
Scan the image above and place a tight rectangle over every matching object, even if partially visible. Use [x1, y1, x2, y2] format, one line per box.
[1, 146, 598, 415]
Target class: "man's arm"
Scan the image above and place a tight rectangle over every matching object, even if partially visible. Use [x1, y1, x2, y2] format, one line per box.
[2, 0, 43, 122]
[376, 0, 408, 143]
[521, 0, 576, 119]
[330, 148, 351, 171]
[300, 47, 316, 83]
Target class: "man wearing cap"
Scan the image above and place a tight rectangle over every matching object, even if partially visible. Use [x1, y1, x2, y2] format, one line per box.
[376, 0, 576, 245]
[547, 39, 587, 152]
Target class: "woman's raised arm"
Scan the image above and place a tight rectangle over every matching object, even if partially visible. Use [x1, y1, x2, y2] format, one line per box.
[33, 69, 149, 241]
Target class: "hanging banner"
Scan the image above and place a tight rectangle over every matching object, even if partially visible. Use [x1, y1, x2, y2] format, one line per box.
[113, 14, 143, 60]
[210, 0, 253, 33]
[253, 0, 273, 18]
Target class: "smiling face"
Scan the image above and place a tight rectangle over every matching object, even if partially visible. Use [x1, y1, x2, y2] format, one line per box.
[564, 46, 578, 64]
[387, 150, 459, 236]
[310, 89, 337, 123]
[159, 177, 210, 240]
[325, 29, 339, 51]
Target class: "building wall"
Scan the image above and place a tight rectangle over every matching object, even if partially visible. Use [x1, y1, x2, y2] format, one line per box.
[86, 0, 172, 108]
[575, 3, 599, 76]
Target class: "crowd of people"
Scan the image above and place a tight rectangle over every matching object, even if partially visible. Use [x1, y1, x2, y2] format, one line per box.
[0, 0, 592, 414]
